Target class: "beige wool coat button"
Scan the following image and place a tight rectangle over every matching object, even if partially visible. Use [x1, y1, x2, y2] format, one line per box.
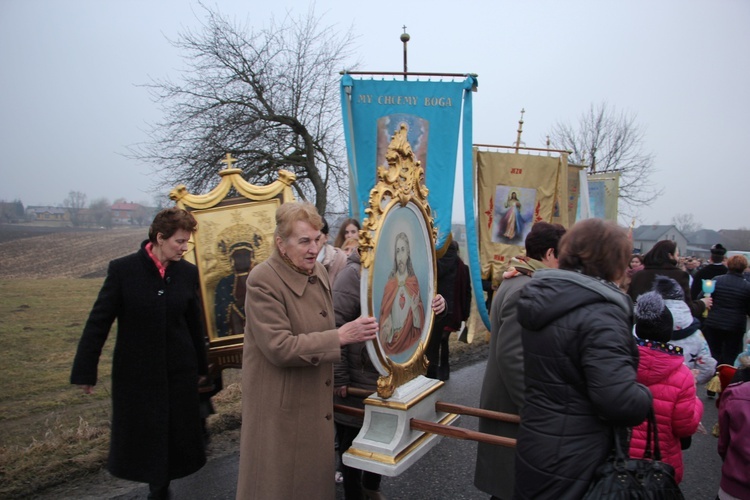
[325, 413, 332, 420]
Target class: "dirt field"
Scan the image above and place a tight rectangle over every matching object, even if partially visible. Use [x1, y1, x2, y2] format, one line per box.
[0, 224, 146, 279]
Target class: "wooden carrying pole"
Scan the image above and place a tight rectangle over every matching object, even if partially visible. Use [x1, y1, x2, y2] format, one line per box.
[410, 418, 516, 448]
[334, 389, 519, 448]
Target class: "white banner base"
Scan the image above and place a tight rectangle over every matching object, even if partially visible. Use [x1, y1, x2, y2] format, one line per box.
[342, 375, 459, 477]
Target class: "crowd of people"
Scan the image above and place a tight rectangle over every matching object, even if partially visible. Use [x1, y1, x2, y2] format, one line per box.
[475, 225, 750, 499]
[71, 205, 750, 499]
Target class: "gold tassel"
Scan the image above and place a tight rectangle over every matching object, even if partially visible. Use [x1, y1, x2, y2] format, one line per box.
[706, 373, 722, 393]
[712, 421, 720, 438]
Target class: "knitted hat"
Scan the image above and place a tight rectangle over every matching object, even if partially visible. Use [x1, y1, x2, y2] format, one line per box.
[635, 291, 674, 343]
[711, 243, 727, 256]
[652, 275, 684, 301]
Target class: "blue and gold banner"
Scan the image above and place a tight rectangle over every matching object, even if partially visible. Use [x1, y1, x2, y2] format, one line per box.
[340, 75, 476, 249]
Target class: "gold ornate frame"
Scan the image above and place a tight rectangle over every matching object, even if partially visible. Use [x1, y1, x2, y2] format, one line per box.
[361, 124, 438, 399]
[170, 154, 296, 369]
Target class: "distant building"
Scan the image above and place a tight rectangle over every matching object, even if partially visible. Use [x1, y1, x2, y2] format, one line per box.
[718, 229, 750, 252]
[25, 206, 70, 222]
[684, 228, 724, 259]
[632, 225, 687, 256]
[110, 202, 151, 226]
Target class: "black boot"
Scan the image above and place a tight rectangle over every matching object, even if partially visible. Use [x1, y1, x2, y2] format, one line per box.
[148, 482, 171, 500]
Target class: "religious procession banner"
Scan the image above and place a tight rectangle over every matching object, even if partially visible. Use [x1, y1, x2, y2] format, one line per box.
[562, 163, 585, 227]
[340, 75, 476, 249]
[577, 171, 620, 221]
[550, 154, 570, 227]
[475, 150, 561, 291]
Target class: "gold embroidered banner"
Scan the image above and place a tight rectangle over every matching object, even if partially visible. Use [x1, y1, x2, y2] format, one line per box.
[550, 154, 571, 227]
[476, 150, 561, 287]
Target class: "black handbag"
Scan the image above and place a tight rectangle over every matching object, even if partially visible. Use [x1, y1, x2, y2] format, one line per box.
[583, 408, 685, 499]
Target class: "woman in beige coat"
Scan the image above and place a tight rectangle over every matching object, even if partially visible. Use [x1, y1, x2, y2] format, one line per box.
[236, 202, 378, 499]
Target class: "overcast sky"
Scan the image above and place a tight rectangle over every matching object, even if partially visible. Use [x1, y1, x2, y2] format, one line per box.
[1, 0, 748, 230]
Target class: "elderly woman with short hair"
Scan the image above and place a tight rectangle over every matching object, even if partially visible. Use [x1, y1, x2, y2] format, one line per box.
[71, 207, 208, 500]
[513, 218, 653, 499]
[236, 202, 378, 500]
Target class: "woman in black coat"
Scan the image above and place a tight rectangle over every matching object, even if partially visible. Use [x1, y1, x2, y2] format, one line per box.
[71, 208, 208, 499]
[628, 240, 710, 319]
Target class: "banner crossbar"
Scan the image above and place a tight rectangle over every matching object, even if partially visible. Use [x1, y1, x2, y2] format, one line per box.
[340, 70, 477, 79]
[474, 143, 571, 155]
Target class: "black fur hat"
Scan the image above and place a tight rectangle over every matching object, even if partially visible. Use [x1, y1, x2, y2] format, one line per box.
[711, 243, 727, 256]
[635, 291, 674, 343]
[652, 275, 684, 301]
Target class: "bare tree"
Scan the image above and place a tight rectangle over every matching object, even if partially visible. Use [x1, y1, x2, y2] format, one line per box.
[672, 213, 703, 235]
[0, 200, 24, 223]
[548, 102, 663, 217]
[128, 5, 355, 214]
[89, 198, 112, 228]
[63, 191, 87, 227]
[132, 204, 150, 227]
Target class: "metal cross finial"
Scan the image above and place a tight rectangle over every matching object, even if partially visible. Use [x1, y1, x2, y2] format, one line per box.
[402, 25, 407, 33]
[221, 152, 237, 170]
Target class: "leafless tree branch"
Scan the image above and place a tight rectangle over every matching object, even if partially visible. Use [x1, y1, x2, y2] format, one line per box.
[126, 4, 357, 214]
[548, 102, 663, 220]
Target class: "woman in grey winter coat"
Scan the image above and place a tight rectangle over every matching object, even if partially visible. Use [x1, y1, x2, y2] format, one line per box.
[514, 219, 653, 500]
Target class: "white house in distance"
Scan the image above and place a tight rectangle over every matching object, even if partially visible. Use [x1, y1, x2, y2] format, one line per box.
[632, 225, 688, 256]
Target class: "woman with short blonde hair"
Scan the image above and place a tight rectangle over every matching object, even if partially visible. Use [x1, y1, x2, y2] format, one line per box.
[237, 201, 378, 499]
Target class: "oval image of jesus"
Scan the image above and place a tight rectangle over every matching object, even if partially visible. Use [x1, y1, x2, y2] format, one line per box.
[372, 202, 434, 364]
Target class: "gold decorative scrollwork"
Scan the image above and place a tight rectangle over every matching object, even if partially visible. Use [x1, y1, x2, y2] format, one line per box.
[361, 124, 438, 399]
[360, 124, 436, 269]
[170, 156, 296, 210]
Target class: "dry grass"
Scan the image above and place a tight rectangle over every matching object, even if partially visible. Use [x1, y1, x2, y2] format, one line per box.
[0, 277, 245, 497]
[0, 279, 114, 496]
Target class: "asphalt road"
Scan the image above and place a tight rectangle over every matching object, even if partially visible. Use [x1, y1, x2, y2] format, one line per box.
[43, 360, 723, 500]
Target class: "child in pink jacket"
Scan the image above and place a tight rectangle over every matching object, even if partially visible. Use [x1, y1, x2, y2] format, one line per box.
[630, 291, 704, 483]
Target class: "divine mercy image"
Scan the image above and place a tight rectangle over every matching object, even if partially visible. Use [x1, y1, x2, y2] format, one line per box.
[492, 185, 536, 246]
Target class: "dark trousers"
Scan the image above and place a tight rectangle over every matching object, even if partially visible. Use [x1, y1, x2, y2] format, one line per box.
[703, 326, 744, 366]
[336, 423, 381, 499]
[425, 318, 450, 380]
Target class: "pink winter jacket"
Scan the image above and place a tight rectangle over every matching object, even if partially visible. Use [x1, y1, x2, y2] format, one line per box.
[629, 340, 703, 483]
